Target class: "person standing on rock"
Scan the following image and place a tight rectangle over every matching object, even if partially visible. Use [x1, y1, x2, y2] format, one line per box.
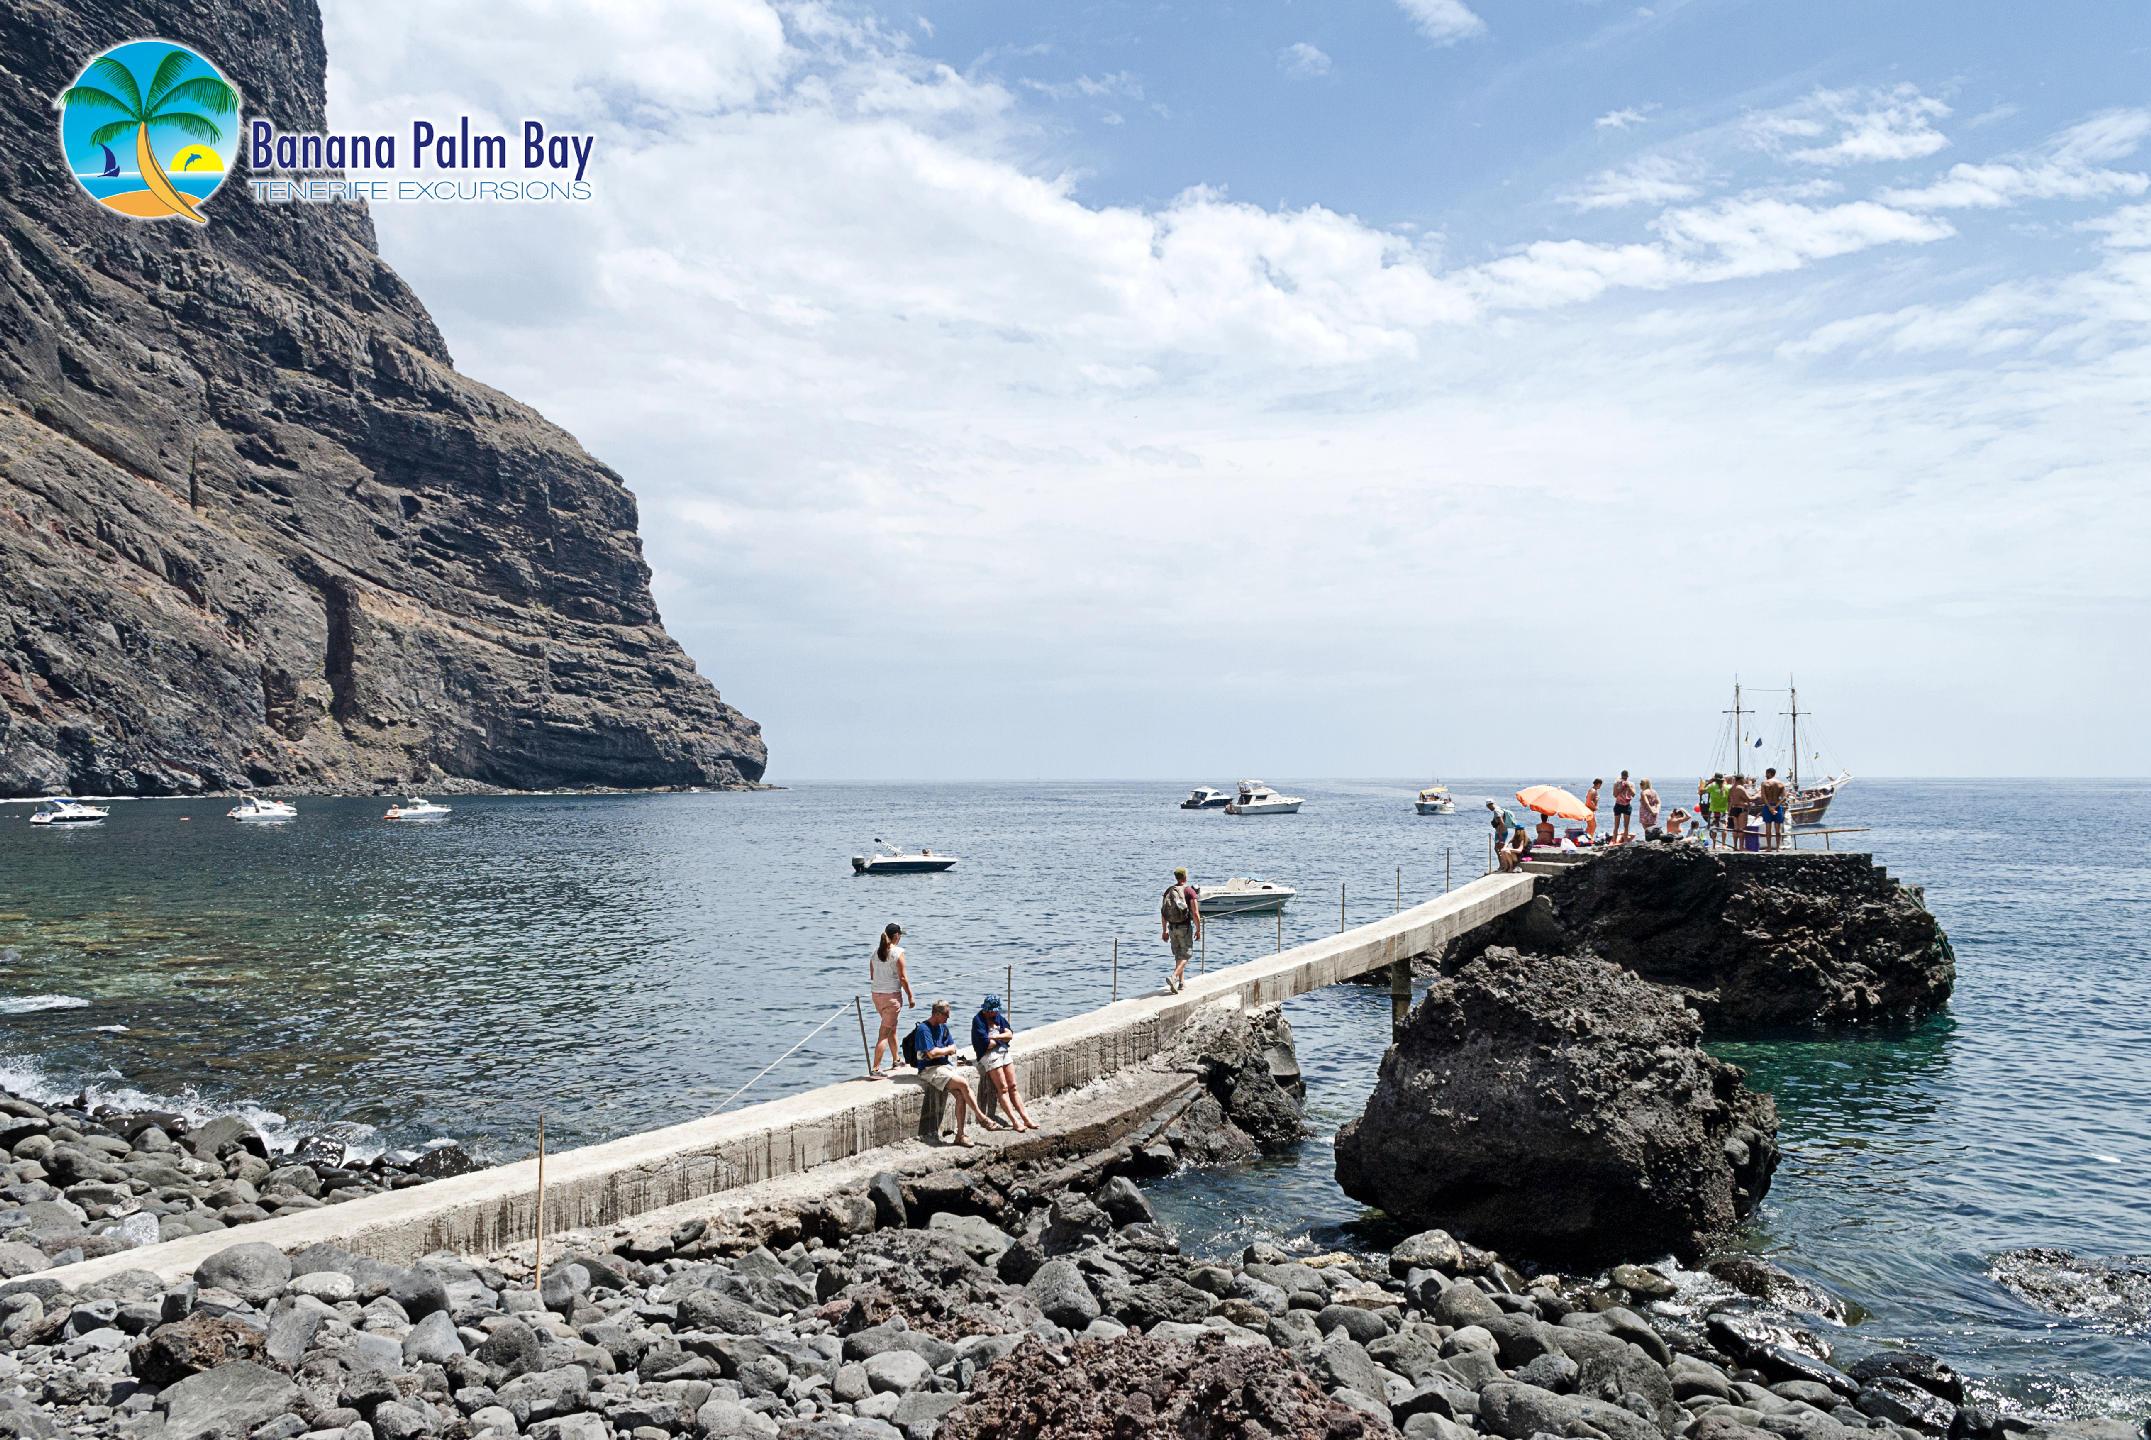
[1705, 773, 1729, 847]
[1611, 771, 1636, 841]
[868, 923, 915, 1079]
[1584, 778, 1603, 841]
[910, 1000, 1003, 1145]
[1161, 867, 1202, 994]
[1638, 778, 1663, 840]
[1727, 773, 1754, 851]
[1760, 766, 1789, 851]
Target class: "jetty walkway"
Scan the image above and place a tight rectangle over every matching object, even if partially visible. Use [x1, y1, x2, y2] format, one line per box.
[42, 871, 1538, 1288]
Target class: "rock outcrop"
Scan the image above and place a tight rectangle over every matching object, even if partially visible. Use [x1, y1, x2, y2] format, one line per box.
[1334, 948, 1778, 1264]
[0, 0, 764, 795]
[1450, 847, 1953, 1032]
[1160, 1004, 1309, 1162]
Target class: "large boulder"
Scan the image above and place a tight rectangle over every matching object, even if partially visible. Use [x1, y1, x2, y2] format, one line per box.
[1449, 845, 1952, 1032]
[939, 1332, 1395, 1439]
[1334, 947, 1778, 1263]
[1160, 1004, 1307, 1153]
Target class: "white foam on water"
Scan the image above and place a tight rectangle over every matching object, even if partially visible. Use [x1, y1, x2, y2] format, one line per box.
[0, 994, 89, 1014]
[91, 1025, 129, 1033]
[0, 1051, 383, 1161]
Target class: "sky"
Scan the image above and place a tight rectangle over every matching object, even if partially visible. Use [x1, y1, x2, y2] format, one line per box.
[315, 0, 2151, 781]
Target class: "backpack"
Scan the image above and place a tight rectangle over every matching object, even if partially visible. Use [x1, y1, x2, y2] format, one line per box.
[1162, 883, 1192, 925]
[900, 1027, 922, 1068]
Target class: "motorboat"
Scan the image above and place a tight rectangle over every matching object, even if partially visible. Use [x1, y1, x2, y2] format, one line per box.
[851, 841, 959, 875]
[1414, 784, 1456, 815]
[385, 796, 452, 821]
[28, 799, 109, 826]
[227, 796, 297, 822]
[1180, 786, 1231, 810]
[1194, 877, 1295, 916]
[1224, 781, 1302, 816]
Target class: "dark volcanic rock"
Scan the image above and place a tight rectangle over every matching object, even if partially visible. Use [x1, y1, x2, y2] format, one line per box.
[1334, 947, 1778, 1263]
[939, 1333, 1397, 1440]
[1162, 1005, 1308, 1154]
[0, 0, 763, 796]
[1452, 846, 1952, 1032]
[1989, 1248, 2151, 1331]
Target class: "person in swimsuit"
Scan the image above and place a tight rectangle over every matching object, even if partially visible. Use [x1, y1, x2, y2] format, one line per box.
[867, 923, 915, 1078]
[1727, 774, 1753, 850]
[1760, 767, 1789, 851]
[1637, 778, 1662, 840]
[1611, 771, 1635, 841]
[1584, 778, 1603, 841]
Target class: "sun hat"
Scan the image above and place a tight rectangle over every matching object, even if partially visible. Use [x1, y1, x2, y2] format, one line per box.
[982, 994, 1002, 1011]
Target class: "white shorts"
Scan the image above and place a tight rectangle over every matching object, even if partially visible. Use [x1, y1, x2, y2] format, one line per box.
[979, 1049, 1011, 1073]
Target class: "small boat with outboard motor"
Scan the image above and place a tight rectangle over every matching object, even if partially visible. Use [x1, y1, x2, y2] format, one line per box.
[227, 796, 297, 822]
[851, 840, 959, 875]
[27, 798, 109, 826]
[1414, 784, 1456, 815]
[385, 796, 452, 821]
[1193, 877, 1295, 915]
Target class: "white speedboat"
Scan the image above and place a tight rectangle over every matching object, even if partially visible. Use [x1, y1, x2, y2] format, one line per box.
[1224, 781, 1303, 816]
[1194, 877, 1295, 916]
[28, 799, 109, 826]
[385, 796, 452, 821]
[1414, 784, 1456, 815]
[851, 841, 959, 875]
[227, 796, 297, 822]
[1180, 786, 1230, 810]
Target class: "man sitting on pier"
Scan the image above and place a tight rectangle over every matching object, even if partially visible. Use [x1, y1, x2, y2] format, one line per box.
[909, 1000, 1002, 1146]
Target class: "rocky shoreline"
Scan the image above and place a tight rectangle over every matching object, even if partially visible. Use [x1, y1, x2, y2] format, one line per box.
[0, 1102, 2132, 1440]
[0, 1088, 479, 1279]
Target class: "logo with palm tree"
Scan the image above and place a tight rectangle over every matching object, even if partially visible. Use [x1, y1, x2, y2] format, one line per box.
[55, 39, 241, 223]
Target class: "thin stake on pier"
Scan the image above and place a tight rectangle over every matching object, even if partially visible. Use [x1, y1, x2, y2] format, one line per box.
[1340, 881, 1346, 932]
[1276, 910, 1282, 953]
[533, 1112, 547, 1297]
[1111, 938, 1118, 1000]
[1396, 866, 1402, 913]
[1199, 925, 1206, 974]
[853, 995, 873, 1075]
[1445, 848, 1452, 893]
[1005, 964, 1013, 1018]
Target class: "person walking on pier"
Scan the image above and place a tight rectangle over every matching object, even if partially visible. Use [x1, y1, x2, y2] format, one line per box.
[1760, 766, 1789, 851]
[867, 923, 915, 1079]
[1584, 778, 1603, 840]
[973, 995, 1036, 1131]
[1638, 778, 1663, 840]
[1161, 867, 1202, 993]
[910, 1000, 1002, 1145]
[1611, 771, 1636, 841]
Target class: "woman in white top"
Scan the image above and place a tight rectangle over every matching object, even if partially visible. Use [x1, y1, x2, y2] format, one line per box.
[868, 923, 915, 1078]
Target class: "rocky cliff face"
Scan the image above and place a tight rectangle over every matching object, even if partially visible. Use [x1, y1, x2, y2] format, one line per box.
[0, 0, 764, 795]
[1451, 847, 1954, 1033]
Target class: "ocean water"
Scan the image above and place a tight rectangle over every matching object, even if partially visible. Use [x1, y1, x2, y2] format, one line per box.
[2, 778, 2145, 1415]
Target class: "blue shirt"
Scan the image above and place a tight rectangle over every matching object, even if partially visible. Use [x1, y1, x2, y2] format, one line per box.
[911, 1019, 954, 1068]
[973, 1011, 1010, 1059]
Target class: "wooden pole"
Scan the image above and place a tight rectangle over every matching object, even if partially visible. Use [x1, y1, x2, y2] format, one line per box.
[1445, 848, 1452, 893]
[1395, 866, 1401, 913]
[533, 1112, 547, 1296]
[1339, 882, 1346, 932]
[1199, 924, 1206, 974]
[1005, 964, 1013, 1019]
[854, 995, 873, 1076]
[1276, 910, 1282, 954]
[1111, 938, 1118, 1000]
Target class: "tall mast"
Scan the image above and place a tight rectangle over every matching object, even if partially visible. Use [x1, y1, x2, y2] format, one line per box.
[1787, 679, 1801, 792]
[1725, 678, 1747, 775]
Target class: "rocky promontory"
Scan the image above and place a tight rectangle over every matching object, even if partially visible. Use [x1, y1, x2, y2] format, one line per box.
[1334, 949, 1778, 1265]
[0, 0, 764, 796]
[1450, 848, 1954, 1033]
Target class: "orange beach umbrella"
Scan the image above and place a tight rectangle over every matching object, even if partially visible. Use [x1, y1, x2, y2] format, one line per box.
[1515, 784, 1592, 821]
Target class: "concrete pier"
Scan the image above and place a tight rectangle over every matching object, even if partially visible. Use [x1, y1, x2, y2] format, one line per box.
[40, 871, 1536, 1288]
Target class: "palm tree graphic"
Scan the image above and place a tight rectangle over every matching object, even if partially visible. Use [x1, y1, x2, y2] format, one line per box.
[60, 46, 237, 223]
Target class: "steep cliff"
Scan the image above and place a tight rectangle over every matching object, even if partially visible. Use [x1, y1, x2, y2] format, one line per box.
[0, 0, 764, 795]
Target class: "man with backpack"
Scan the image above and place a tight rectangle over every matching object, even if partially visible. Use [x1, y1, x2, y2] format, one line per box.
[1160, 866, 1202, 994]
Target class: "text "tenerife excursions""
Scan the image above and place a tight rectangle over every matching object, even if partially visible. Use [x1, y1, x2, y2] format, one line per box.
[246, 117, 597, 205]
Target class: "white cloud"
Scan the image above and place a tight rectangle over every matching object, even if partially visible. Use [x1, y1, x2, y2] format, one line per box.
[1395, 0, 1486, 45]
[1565, 155, 1703, 210]
[1748, 85, 1951, 166]
[1280, 42, 1333, 78]
[1881, 110, 2151, 210]
[1595, 106, 1654, 131]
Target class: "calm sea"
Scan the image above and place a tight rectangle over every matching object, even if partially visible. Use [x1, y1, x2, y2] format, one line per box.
[2, 779, 2145, 1415]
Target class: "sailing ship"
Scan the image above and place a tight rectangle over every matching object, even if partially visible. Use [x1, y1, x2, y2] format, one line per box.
[1708, 679, 1850, 827]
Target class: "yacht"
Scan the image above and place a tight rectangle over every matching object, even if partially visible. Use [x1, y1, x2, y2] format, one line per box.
[1414, 784, 1457, 815]
[227, 796, 298, 822]
[851, 841, 959, 875]
[1180, 786, 1230, 810]
[1224, 781, 1303, 816]
[1194, 877, 1295, 916]
[385, 797, 452, 821]
[27, 799, 109, 826]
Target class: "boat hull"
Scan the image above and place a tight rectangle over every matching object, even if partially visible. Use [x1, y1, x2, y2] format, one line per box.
[1414, 801, 1456, 815]
[1199, 891, 1293, 915]
[1225, 801, 1301, 815]
[852, 857, 959, 874]
[1180, 797, 1230, 809]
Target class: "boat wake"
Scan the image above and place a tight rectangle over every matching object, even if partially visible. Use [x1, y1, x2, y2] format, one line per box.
[0, 994, 89, 1014]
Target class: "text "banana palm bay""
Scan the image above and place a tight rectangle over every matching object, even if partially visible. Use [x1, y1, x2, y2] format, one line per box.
[245, 117, 596, 205]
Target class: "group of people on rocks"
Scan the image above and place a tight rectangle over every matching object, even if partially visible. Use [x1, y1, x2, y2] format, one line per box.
[864, 922, 1038, 1145]
[1484, 764, 1797, 870]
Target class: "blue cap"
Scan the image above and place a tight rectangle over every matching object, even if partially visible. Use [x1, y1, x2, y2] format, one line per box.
[983, 994, 1002, 1011]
